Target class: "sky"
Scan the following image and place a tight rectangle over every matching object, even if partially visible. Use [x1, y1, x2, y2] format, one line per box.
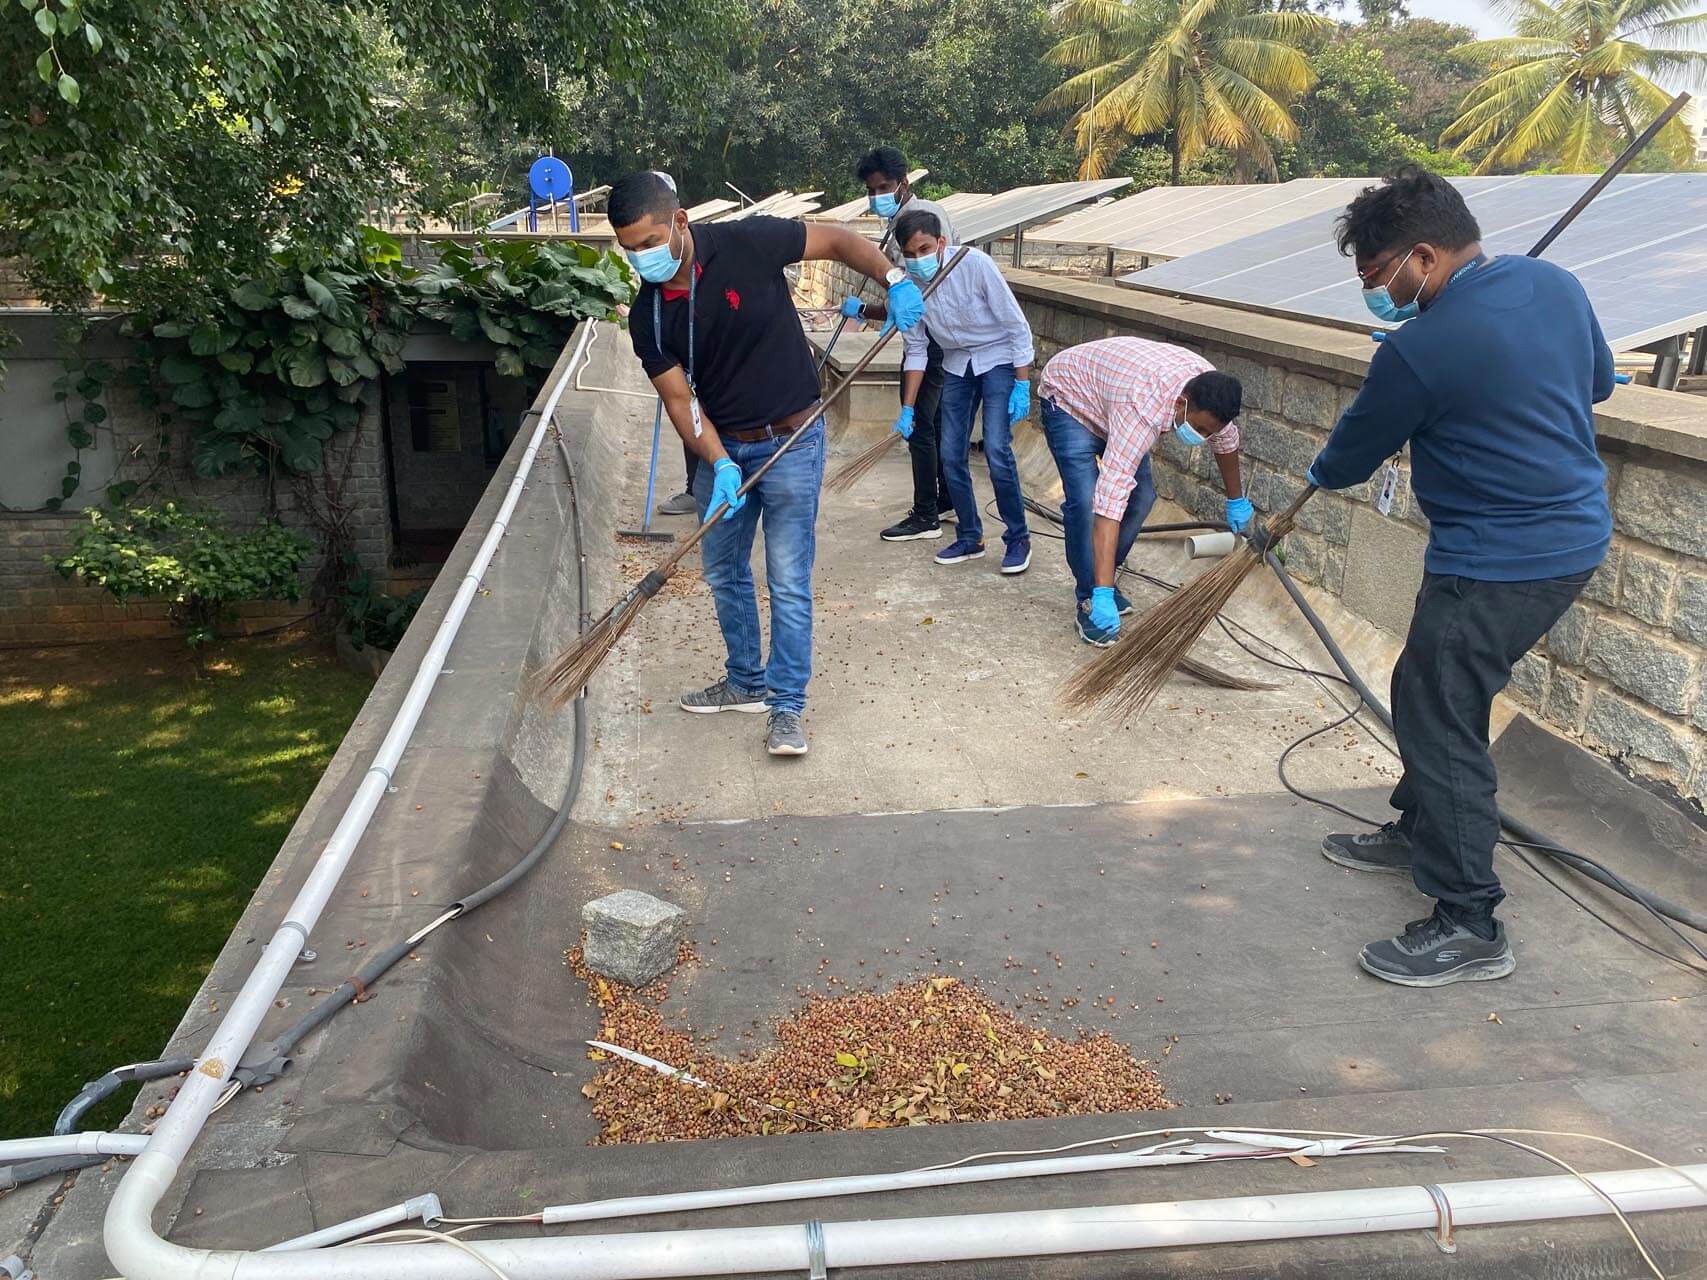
[1318, 0, 1513, 34]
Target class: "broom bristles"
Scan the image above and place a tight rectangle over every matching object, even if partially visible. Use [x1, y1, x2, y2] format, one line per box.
[1061, 542, 1265, 720]
[536, 590, 648, 707]
[1177, 653, 1277, 692]
[825, 430, 904, 492]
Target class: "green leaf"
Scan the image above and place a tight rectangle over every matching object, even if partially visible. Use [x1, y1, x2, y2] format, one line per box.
[370, 329, 407, 356]
[326, 355, 359, 386]
[477, 311, 517, 345]
[84, 22, 101, 53]
[285, 348, 327, 387]
[152, 321, 192, 339]
[35, 5, 55, 34]
[216, 350, 254, 373]
[188, 322, 236, 355]
[231, 281, 276, 311]
[158, 352, 204, 384]
[171, 380, 216, 409]
[82, 402, 107, 424]
[57, 72, 79, 105]
[279, 433, 324, 472]
[349, 351, 380, 380]
[213, 401, 263, 433]
[494, 348, 524, 378]
[67, 425, 94, 448]
[281, 295, 320, 320]
[319, 324, 362, 357]
[302, 273, 338, 317]
[835, 1052, 860, 1069]
[36, 49, 54, 84]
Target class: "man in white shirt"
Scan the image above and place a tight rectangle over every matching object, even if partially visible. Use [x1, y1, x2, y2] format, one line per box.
[894, 207, 1036, 574]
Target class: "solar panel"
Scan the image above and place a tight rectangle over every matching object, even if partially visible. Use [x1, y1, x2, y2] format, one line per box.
[937, 191, 995, 215]
[946, 179, 1132, 250]
[721, 191, 825, 220]
[684, 198, 739, 221]
[817, 171, 929, 221]
[1120, 173, 1707, 350]
[1032, 184, 1262, 250]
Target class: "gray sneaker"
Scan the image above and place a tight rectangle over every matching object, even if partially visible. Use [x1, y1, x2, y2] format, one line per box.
[657, 491, 696, 516]
[1360, 911, 1514, 988]
[766, 710, 808, 756]
[680, 678, 768, 714]
[1322, 821, 1412, 875]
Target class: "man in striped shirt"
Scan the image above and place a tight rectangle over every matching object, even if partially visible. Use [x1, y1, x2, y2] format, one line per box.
[1038, 338, 1250, 646]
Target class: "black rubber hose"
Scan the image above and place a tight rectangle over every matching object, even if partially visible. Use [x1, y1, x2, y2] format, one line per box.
[1264, 548, 1707, 936]
[52, 1057, 194, 1137]
[0, 1155, 103, 1191]
[1020, 494, 1223, 537]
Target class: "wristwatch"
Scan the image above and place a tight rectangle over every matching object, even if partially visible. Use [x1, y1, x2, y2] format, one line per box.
[883, 266, 907, 288]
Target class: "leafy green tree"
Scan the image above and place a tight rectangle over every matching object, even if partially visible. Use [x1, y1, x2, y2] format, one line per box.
[1442, 0, 1706, 172]
[1280, 36, 1470, 176]
[1357, 18, 1481, 144]
[1038, 0, 1332, 182]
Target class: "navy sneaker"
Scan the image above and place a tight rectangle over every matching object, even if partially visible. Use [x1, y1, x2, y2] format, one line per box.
[1076, 601, 1118, 647]
[1001, 539, 1031, 575]
[935, 538, 986, 565]
[1359, 910, 1514, 988]
[1114, 589, 1135, 616]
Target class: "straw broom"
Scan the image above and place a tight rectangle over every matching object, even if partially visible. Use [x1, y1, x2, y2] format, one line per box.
[825, 247, 971, 492]
[536, 250, 971, 707]
[1061, 485, 1316, 720]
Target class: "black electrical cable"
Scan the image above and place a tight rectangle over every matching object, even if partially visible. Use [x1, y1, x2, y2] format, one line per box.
[18, 393, 600, 1183]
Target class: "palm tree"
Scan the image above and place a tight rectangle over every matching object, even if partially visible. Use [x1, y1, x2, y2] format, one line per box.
[1442, 0, 1707, 172]
[1038, 0, 1331, 182]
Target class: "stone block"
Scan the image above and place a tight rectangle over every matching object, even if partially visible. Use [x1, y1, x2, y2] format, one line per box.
[1583, 616, 1695, 716]
[1546, 603, 1593, 666]
[1583, 690, 1694, 775]
[1581, 543, 1622, 607]
[1281, 372, 1339, 430]
[1223, 355, 1273, 414]
[1509, 651, 1547, 706]
[1542, 667, 1589, 731]
[1280, 529, 1326, 586]
[1619, 550, 1675, 627]
[1674, 572, 1707, 647]
[1613, 463, 1707, 557]
[1340, 504, 1427, 638]
[1237, 414, 1318, 478]
[581, 890, 686, 987]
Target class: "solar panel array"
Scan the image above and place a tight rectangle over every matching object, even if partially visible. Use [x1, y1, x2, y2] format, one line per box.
[950, 179, 1132, 247]
[720, 190, 825, 220]
[1120, 173, 1707, 350]
[1033, 178, 1370, 259]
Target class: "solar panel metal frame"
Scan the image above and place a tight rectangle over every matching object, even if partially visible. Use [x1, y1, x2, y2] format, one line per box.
[950, 178, 1132, 248]
[1119, 173, 1707, 350]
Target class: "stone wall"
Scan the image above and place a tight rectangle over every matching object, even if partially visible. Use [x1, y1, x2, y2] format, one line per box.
[798, 258, 1707, 802]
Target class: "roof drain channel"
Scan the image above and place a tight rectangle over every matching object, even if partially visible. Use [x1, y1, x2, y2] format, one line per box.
[102, 320, 598, 1280]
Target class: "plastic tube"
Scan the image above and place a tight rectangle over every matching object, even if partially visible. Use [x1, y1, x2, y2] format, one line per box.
[263, 1195, 442, 1252]
[109, 1162, 1707, 1280]
[0, 1133, 149, 1161]
[1185, 531, 1237, 559]
[102, 322, 600, 1280]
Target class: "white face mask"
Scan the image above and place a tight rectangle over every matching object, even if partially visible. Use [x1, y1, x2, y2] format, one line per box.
[1174, 403, 1207, 448]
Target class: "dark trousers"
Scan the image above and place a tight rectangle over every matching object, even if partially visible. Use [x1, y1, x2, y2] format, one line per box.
[1389, 568, 1591, 928]
[905, 340, 951, 521]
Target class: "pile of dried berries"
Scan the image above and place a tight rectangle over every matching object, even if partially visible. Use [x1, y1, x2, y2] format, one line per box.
[567, 945, 1170, 1145]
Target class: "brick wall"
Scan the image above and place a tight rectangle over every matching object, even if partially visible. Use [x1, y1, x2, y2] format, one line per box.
[799, 259, 1707, 802]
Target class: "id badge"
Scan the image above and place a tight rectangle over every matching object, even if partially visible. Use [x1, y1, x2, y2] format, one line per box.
[1377, 459, 1400, 516]
[689, 396, 704, 439]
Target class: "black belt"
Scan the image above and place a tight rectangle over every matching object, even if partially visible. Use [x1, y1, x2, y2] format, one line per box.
[722, 406, 819, 443]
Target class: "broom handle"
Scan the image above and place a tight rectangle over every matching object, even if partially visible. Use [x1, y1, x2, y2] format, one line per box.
[647, 247, 973, 578]
[1526, 91, 1689, 259]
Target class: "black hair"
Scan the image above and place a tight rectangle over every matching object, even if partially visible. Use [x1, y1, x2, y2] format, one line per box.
[1335, 164, 1481, 259]
[1183, 370, 1241, 425]
[856, 146, 908, 185]
[893, 208, 942, 250]
[607, 171, 680, 229]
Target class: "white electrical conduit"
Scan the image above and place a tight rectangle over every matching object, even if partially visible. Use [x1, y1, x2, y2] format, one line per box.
[0, 1133, 150, 1162]
[573, 320, 658, 399]
[539, 1132, 1447, 1225]
[100, 322, 599, 1280]
[264, 1195, 444, 1253]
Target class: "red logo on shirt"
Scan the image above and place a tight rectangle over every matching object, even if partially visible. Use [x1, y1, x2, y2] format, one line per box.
[725, 288, 741, 311]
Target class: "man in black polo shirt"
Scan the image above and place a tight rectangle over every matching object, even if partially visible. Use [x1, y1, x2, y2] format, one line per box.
[610, 171, 926, 757]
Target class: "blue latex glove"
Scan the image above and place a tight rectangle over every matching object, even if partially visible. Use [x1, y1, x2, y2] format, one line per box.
[1226, 495, 1254, 532]
[893, 405, 915, 440]
[1007, 378, 1031, 422]
[840, 295, 866, 320]
[1089, 586, 1120, 635]
[885, 276, 926, 332]
[710, 458, 745, 522]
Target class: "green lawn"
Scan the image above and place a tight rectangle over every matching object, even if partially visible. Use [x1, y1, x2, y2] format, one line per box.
[0, 637, 371, 1136]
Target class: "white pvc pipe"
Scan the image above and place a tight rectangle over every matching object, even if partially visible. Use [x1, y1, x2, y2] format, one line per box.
[539, 1134, 1444, 1224]
[1186, 530, 1238, 559]
[0, 1132, 150, 1161]
[263, 1194, 442, 1252]
[115, 1163, 1707, 1280]
[102, 323, 600, 1280]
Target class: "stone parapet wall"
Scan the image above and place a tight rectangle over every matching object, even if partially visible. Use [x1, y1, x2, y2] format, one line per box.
[797, 258, 1707, 802]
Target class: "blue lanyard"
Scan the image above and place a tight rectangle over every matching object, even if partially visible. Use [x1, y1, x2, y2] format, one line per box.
[652, 266, 696, 393]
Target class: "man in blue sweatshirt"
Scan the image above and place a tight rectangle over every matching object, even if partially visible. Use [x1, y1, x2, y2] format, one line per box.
[1306, 166, 1615, 989]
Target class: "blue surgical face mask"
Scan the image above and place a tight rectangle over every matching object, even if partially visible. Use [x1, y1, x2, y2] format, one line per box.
[1173, 403, 1207, 447]
[904, 250, 940, 282]
[870, 191, 900, 219]
[626, 222, 683, 285]
[1361, 247, 1427, 324]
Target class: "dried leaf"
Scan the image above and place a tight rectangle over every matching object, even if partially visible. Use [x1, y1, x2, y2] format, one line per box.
[1487, 1012, 1502, 1025]
[851, 1107, 870, 1129]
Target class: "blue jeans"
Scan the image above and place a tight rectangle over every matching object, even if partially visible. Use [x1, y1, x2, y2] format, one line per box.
[1041, 398, 1156, 605]
[939, 363, 1028, 549]
[691, 419, 825, 715]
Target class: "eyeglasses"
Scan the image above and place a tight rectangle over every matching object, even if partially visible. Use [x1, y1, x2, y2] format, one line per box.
[1356, 248, 1411, 288]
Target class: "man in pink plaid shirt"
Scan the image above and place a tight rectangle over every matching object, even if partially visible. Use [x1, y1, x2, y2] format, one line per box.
[1038, 337, 1249, 646]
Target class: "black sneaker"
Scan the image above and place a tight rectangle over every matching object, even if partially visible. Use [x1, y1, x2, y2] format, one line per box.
[881, 512, 943, 542]
[937, 497, 956, 519]
[766, 710, 808, 756]
[1359, 910, 1514, 988]
[1321, 822, 1412, 875]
